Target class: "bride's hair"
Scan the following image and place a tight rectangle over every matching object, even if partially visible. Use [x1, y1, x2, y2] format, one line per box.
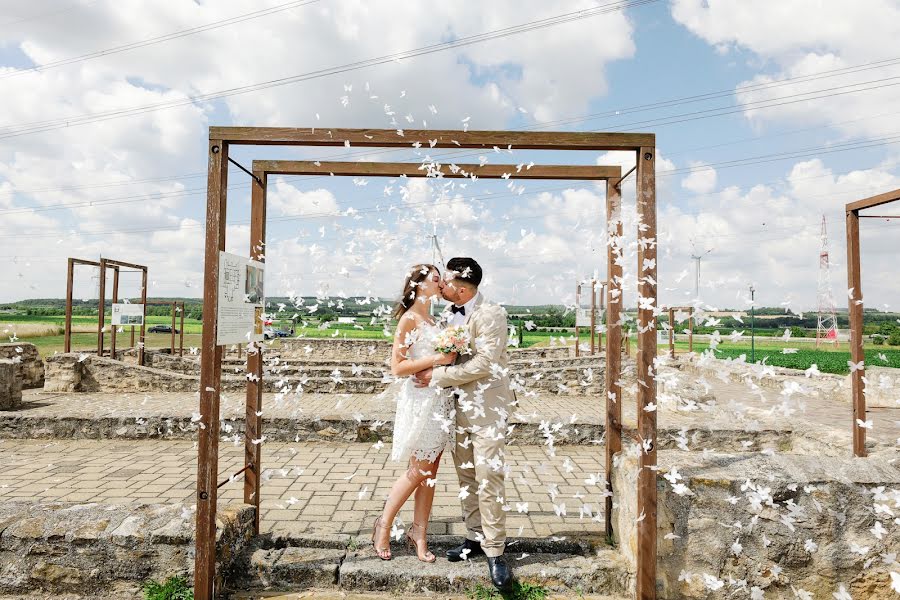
[393, 263, 438, 320]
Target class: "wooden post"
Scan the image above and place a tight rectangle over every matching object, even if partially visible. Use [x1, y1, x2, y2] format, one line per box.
[65, 258, 74, 353]
[688, 307, 694, 353]
[97, 258, 107, 356]
[179, 302, 185, 356]
[110, 267, 120, 359]
[668, 307, 675, 358]
[604, 179, 623, 539]
[245, 170, 267, 535]
[575, 283, 581, 358]
[635, 146, 658, 600]
[195, 138, 228, 600]
[591, 279, 597, 355]
[846, 208, 866, 457]
[170, 301, 176, 355]
[139, 268, 147, 366]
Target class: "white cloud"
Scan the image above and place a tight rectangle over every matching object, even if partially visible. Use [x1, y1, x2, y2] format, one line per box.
[670, 0, 900, 140]
[681, 162, 717, 195]
[268, 182, 341, 217]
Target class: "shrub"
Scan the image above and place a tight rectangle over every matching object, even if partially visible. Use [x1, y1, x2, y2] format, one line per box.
[889, 330, 900, 346]
[143, 576, 193, 600]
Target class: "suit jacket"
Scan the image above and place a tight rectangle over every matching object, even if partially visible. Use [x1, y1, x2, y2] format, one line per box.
[432, 294, 514, 430]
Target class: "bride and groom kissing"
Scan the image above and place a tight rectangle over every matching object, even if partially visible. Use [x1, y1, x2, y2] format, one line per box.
[371, 256, 515, 592]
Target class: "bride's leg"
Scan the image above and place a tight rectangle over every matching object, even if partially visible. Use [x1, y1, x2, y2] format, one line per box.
[376, 456, 432, 557]
[410, 452, 442, 561]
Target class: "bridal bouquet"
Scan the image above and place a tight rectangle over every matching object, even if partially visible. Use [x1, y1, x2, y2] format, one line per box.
[434, 326, 471, 355]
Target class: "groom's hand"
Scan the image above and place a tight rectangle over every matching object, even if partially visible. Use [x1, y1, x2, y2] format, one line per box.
[414, 367, 433, 387]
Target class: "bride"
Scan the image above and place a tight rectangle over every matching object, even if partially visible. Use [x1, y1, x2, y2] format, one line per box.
[372, 263, 456, 562]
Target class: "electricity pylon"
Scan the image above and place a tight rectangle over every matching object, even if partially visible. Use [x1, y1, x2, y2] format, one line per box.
[816, 215, 839, 348]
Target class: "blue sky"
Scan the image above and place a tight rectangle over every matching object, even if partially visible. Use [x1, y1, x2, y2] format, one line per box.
[1, 0, 898, 312]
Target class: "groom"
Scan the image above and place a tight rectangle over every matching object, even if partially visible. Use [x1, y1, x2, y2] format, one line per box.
[415, 257, 514, 592]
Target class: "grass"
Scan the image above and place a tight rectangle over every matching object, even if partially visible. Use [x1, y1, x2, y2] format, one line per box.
[142, 575, 193, 600]
[0, 314, 204, 335]
[468, 581, 549, 600]
[669, 340, 900, 374]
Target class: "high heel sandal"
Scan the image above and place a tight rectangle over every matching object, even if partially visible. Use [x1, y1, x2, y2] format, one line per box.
[371, 516, 392, 560]
[406, 522, 436, 563]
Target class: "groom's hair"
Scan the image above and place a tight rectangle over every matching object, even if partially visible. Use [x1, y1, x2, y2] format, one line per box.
[446, 257, 482, 288]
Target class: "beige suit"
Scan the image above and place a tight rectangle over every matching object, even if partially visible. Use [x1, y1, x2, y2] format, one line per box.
[432, 294, 513, 557]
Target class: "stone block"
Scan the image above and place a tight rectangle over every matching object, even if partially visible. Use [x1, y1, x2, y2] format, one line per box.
[0, 501, 255, 596]
[0, 342, 44, 389]
[43, 353, 85, 392]
[0, 360, 22, 410]
[612, 448, 900, 599]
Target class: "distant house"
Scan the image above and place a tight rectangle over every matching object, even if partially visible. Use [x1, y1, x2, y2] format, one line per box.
[337, 317, 356, 324]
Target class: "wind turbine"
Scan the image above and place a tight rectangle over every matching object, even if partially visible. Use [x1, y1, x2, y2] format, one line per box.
[689, 240, 714, 299]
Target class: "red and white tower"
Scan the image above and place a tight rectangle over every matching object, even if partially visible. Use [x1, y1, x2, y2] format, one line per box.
[816, 215, 839, 347]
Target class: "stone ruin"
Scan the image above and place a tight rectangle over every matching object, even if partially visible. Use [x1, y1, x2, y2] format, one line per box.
[1, 338, 899, 598]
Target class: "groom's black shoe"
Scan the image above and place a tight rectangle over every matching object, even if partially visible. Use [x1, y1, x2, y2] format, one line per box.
[487, 555, 513, 592]
[446, 539, 485, 562]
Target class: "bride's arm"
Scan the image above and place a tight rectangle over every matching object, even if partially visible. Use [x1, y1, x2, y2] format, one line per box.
[390, 315, 453, 377]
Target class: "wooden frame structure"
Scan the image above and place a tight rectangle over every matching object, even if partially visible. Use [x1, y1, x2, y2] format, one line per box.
[196, 127, 657, 599]
[664, 306, 694, 357]
[97, 258, 149, 364]
[845, 187, 899, 457]
[575, 279, 607, 357]
[65, 257, 148, 364]
[145, 300, 186, 356]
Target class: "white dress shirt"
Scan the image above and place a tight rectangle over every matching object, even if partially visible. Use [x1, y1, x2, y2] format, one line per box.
[446, 292, 479, 327]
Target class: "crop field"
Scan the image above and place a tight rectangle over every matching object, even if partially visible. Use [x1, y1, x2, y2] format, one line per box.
[672, 340, 900, 374]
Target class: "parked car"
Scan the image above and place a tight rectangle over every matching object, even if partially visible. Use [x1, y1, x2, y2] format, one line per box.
[263, 328, 293, 340]
[148, 325, 180, 334]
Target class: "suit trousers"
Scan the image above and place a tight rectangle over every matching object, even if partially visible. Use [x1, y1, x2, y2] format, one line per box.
[451, 403, 508, 557]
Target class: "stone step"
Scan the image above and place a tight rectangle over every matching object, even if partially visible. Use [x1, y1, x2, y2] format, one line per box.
[229, 592, 628, 600]
[229, 537, 632, 598]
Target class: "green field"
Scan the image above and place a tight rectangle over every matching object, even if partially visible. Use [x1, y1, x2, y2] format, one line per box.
[4, 314, 899, 374]
[671, 340, 900, 374]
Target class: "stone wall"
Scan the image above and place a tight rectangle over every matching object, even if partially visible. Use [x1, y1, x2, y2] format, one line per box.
[0, 342, 44, 389]
[0, 501, 255, 597]
[681, 354, 900, 408]
[43, 351, 600, 395]
[612, 448, 900, 599]
[279, 337, 572, 361]
[45, 354, 198, 393]
[0, 360, 22, 410]
[280, 337, 392, 360]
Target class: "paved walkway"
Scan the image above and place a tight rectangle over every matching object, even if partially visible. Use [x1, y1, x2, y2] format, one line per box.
[0, 439, 607, 540]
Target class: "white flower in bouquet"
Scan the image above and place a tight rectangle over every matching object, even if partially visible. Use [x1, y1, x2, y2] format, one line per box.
[434, 325, 472, 355]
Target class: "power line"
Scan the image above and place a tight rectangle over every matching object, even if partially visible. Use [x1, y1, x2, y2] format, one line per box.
[0, 0, 663, 138]
[0, 0, 326, 80]
[3, 53, 900, 199]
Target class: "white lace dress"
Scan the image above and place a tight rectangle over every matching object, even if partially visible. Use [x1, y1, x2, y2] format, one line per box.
[388, 322, 454, 463]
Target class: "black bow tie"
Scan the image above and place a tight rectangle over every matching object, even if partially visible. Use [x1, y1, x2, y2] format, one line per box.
[450, 304, 466, 315]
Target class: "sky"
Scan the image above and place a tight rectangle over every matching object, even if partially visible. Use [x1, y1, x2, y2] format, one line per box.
[1, 0, 899, 312]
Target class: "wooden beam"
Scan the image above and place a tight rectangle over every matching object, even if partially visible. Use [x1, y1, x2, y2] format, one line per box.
[245, 171, 266, 536]
[213, 126, 654, 151]
[845, 187, 900, 213]
[110, 267, 119, 359]
[846, 208, 866, 457]
[64, 259, 75, 353]
[139, 268, 147, 365]
[97, 258, 107, 357]
[604, 179, 623, 540]
[635, 146, 658, 600]
[195, 138, 228, 600]
[254, 160, 622, 181]
[100, 258, 147, 271]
